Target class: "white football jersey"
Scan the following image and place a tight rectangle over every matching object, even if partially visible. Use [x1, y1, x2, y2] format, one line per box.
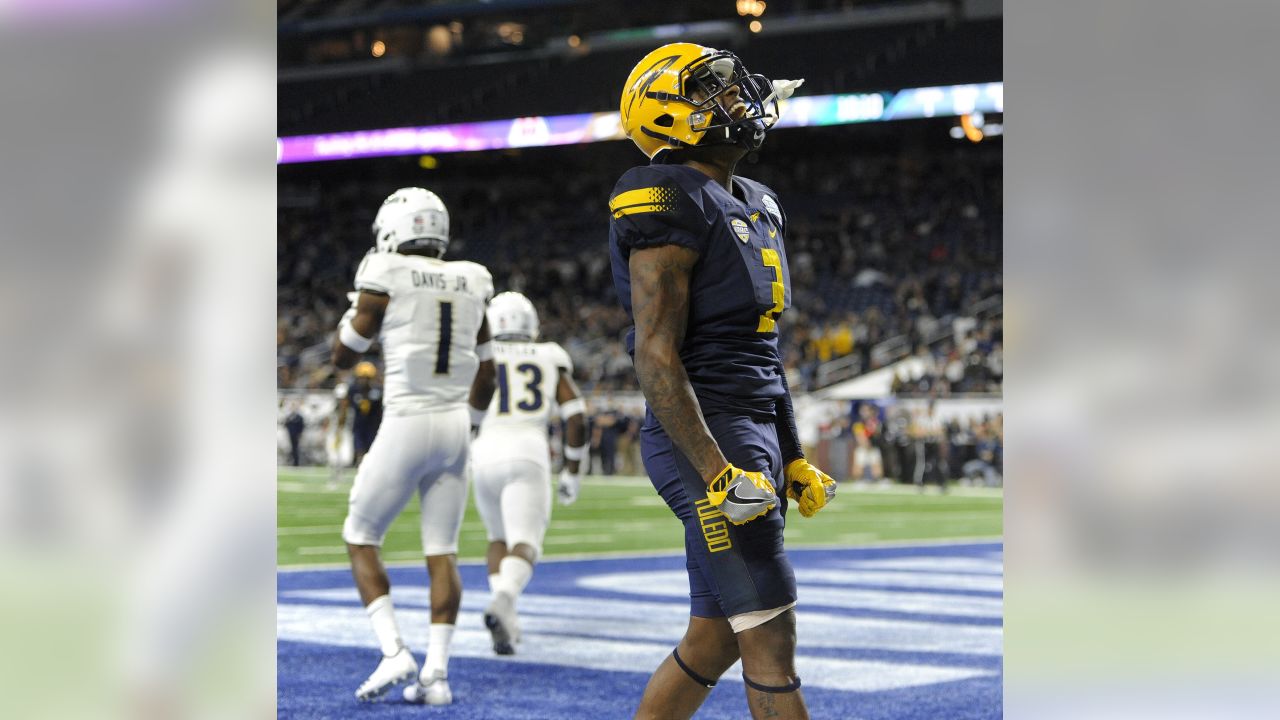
[354, 252, 493, 414]
[472, 341, 572, 467]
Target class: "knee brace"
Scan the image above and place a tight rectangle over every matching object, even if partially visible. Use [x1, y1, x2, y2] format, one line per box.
[671, 648, 717, 689]
[742, 673, 802, 694]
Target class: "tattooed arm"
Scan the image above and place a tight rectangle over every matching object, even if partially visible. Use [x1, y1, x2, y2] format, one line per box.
[629, 244, 727, 486]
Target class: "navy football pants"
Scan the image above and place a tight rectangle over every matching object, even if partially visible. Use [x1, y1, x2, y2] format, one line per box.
[640, 409, 797, 618]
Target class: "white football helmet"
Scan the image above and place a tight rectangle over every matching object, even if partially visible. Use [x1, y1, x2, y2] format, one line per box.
[487, 292, 539, 341]
[372, 187, 450, 255]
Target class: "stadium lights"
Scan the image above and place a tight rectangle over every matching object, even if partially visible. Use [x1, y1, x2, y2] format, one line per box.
[950, 112, 1002, 143]
[371, 40, 386, 58]
[749, 20, 762, 33]
[278, 82, 1004, 164]
[736, 0, 766, 18]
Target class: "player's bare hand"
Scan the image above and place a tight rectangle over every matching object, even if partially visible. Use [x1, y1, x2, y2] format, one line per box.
[784, 458, 836, 518]
[705, 463, 777, 525]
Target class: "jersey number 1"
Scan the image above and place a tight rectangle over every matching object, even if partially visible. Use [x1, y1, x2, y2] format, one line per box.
[434, 301, 452, 374]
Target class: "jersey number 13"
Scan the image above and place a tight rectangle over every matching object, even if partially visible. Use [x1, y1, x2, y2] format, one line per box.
[496, 362, 544, 414]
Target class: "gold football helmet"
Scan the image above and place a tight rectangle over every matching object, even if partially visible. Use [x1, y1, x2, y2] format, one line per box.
[619, 43, 780, 161]
[353, 361, 378, 379]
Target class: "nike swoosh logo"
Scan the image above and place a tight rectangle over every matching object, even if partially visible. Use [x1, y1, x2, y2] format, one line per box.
[768, 229, 777, 238]
[726, 485, 767, 505]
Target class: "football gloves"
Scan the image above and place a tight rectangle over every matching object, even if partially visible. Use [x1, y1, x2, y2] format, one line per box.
[785, 458, 837, 518]
[557, 468, 580, 506]
[706, 463, 777, 525]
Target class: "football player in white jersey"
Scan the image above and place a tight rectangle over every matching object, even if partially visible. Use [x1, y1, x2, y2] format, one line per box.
[470, 292, 588, 655]
[332, 187, 497, 705]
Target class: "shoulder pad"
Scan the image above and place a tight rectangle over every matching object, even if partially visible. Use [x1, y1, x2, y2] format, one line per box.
[608, 165, 690, 219]
[354, 253, 395, 294]
[738, 175, 785, 229]
[544, 342, 572, 372]
[609, 166, 709, 254]
[448, 260, 492, 278]
[448, 260, 494, 300]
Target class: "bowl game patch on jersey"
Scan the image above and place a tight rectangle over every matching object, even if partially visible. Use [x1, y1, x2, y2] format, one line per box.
[730, 218, 750, 243]
[761, 194, 782, 225]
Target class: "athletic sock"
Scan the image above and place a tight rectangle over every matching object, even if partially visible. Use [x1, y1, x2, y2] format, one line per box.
[424, 623, 455, 678]
[493, 555, 534, 600]
[488, 572, 501, 595]
[365, 595, 404, 657]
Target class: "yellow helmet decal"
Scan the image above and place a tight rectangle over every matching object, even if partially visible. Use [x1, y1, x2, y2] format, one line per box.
[619, 43, 719, 160]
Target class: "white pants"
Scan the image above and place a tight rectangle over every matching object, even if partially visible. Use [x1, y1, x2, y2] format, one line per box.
[342, 407, 470, 556]
[472, 458, 551, 560]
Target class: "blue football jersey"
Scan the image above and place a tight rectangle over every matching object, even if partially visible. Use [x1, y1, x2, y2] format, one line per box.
[608, 163, 792, 417]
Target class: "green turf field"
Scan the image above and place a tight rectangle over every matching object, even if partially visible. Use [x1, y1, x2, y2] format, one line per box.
[278, 467, 1002, 567]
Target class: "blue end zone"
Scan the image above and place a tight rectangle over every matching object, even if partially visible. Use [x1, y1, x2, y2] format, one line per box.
[278, 541, 1003, 719]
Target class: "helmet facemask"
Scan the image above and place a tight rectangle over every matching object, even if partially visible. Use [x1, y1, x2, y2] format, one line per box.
[622, 43, 798, 162]
[681, 51, 779, 152]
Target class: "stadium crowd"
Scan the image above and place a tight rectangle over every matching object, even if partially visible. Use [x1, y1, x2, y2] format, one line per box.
[557, 401, 1004, 488]
[279, 142, 1001, 395]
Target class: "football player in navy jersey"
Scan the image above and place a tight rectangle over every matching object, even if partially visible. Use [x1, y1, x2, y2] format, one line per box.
[609, 43, 838, 720]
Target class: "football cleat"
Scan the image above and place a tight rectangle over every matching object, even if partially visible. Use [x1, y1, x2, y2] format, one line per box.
[403, 670, 452, 706]
[705, 463, 777, 525]
[354, 646, 418, 702]
[483, 592, 519, 655]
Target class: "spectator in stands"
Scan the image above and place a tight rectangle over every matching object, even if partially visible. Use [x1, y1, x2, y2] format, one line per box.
[278, 149, 1002, 396]
[962, 420, 1003, 487]
[986, 341, 1003, 387]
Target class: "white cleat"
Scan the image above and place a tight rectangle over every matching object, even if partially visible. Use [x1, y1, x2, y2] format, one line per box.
[403, 671, 452, 705]
[483, 592, 519, 655]
[354, 647, 418, 702]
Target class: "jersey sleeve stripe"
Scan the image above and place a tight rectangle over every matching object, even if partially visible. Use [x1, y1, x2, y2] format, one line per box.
[611, 202, 675, 218]
[608, 187, 659, 212]
[608, 186, 679, 214]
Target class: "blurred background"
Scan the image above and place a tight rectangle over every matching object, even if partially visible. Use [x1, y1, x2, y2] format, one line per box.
[276, 2, 1003, 718]
[277, 0, 1004, 488]
[0, 0, 1274, 717]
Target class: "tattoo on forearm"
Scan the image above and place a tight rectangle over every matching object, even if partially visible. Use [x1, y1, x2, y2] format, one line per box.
[631, 248, 725, 482]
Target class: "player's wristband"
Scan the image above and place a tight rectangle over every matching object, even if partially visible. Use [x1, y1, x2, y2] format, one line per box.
[558, 398, 585, 420]
[563, 443, 589, 462]
[339, 323, 373, 353]
[475, 341, 494, 362]
[469, 405, 488, 429]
